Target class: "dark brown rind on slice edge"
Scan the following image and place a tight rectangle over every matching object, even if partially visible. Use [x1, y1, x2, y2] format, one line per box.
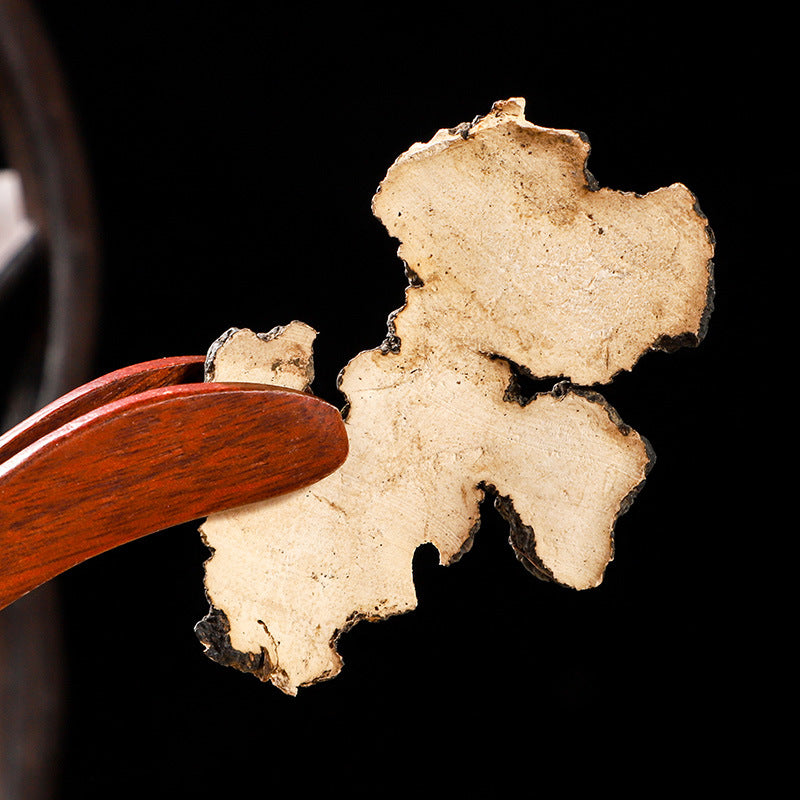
[195, 531, 274, 681]
[204, 327, 240, 381]
[478, 380, 656, 586]
[651, 197, 716, 356]
[195, 607, 275, 681]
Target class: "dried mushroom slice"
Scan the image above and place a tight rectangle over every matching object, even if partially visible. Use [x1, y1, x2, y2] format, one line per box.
[196, 98, 713, 694]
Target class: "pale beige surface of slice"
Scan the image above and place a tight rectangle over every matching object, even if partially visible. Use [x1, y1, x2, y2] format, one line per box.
[196, 98, 713, 694]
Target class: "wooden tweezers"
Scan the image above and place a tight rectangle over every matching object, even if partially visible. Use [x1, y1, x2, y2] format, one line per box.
[0, 356, 348, 611]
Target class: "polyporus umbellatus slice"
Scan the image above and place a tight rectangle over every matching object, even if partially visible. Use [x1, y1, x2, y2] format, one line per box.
[196, 98, 714, 694]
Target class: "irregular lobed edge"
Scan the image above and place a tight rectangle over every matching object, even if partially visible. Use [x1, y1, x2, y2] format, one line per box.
[196, 323, 320, 687]
[373, 97, 716, 383]
[457, 381, 656, 587]
[194, 360, 656, 685]
[203, 327, 240, 381]
[195, 98, 698, 682]
[195, 606, 275, 681]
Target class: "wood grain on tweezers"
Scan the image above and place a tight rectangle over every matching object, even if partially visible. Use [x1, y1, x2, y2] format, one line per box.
[0, 379, 347, 610]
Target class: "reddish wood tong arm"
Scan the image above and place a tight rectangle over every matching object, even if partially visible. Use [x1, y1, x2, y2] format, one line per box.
[0, 357, 348, 611]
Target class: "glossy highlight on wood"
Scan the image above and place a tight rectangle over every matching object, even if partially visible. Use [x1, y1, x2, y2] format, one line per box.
[0, 357, 348, 611]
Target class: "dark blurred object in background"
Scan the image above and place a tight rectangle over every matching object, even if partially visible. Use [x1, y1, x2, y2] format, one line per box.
[1, 2, 98, 798]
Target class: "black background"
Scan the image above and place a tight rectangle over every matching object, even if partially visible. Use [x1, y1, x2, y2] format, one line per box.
[5, 1, 784, 795]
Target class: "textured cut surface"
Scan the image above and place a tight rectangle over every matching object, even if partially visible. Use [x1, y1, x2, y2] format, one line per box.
[196, 99, 713, 694]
